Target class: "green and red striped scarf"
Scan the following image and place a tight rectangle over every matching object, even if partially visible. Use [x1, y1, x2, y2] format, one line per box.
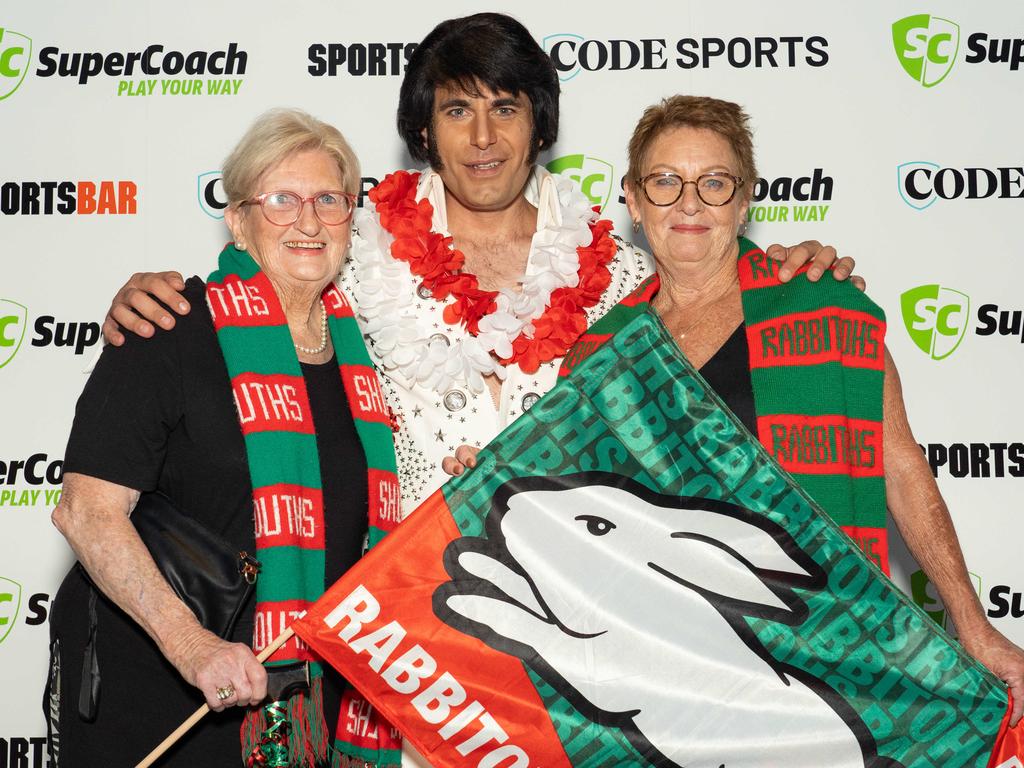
[561, 237, 890, 572]
[206, 244, 403, 767]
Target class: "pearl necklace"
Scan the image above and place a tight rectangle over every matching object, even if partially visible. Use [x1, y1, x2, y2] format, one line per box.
[294, 299, 328, 355]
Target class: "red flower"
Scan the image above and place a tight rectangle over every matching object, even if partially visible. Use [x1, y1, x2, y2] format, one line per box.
[504, 300, 589, 373]
[369, 171, 418, 209]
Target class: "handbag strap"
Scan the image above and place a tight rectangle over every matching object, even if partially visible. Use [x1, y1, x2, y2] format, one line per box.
[77, 583, 100, 722]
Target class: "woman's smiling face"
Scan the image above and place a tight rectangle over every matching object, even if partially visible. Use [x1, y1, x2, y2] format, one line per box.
[627, 126, 749, 271]
[226, 148, 351, 292]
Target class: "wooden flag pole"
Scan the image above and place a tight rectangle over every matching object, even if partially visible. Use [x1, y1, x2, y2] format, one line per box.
[134, 626, 295, 768]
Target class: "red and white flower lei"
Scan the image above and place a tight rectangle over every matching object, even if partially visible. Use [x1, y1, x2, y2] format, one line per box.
[348, 170, 615, 394]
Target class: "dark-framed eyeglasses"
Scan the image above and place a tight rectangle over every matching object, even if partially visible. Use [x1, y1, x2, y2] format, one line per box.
[241, 190, 356, 226]
[637, 172, 743, 207]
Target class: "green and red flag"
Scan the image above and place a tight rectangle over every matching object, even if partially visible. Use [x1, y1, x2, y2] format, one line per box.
[292, 312, 1022, 768]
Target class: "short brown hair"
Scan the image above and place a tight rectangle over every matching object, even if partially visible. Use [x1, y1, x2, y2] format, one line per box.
[222, 108, 360, 203]
[627, 95, 757, 201]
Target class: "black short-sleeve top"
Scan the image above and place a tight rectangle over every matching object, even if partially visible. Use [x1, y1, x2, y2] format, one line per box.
[64, 277, 369, 643]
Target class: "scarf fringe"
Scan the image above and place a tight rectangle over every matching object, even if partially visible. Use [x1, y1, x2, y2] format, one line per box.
[240, 678, 328, 767]
[289, 676, 329, 767]
[241, 706, 267, 762]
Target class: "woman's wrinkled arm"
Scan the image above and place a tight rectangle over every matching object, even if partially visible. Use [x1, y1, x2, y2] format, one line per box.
[883, 347, 1024, 724]
[52, 472, 266, 710]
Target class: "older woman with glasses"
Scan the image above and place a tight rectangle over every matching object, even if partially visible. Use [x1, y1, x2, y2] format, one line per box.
[561, 95, 1024, 739]
[48, 108, 399, 766]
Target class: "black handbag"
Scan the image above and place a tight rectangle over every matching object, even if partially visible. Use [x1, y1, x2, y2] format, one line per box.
[77, 491, 260, 721]
[130, 491, 260, 639]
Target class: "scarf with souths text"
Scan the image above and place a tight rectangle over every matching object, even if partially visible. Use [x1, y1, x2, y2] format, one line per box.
[207, 244, 403, 767]
[560, 237, 890, 572]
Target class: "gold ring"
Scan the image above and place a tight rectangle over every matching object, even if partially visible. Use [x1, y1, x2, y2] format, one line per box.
[216, 685, 235, 701]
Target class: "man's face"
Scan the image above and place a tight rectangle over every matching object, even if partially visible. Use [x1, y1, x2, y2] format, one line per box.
[427, 81, 537, 214]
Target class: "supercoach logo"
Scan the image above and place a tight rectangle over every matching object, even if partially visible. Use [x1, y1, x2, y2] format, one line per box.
[898, 162, 1024, 210]
[0, 575, 51, 645]
[543, 33, 827, 81]
[893, 15, 959, 87]
[308, 42, 417, 77]
[0, 576, 20, 644]
[747, 169, 832, 224]
[0, 303, 100, 368]
[911, 570, 1022, 629]
[16, 40, 246, 96]
[0, 299, 27, 370]
[1, 179, 137, 215]
[902, 284, 1024, 359]
[0, 27, 31, 100]
[546, 154, 614, 210]
[0, 453, 64, 507]
[901, 284, 969, 360]
[909, 569, 980, 630]
[893, 14, 1024, 87]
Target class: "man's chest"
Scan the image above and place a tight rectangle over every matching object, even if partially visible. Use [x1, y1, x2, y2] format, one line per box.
[459, 235, 535, 292]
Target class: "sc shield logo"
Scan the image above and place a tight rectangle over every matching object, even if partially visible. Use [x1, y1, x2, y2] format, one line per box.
[0, 28, 31, 100]
[198, 171, 226, 220]
[893, 14, 960, 87]
[901, 284, 970, 360]
[0, 299, 27, 369]
[0, 576, 21, 645]
[910, 569, 980, 630]
[546, 154, 613, 210]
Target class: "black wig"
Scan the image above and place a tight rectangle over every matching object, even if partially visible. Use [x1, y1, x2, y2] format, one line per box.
[397, 13, 560, 167]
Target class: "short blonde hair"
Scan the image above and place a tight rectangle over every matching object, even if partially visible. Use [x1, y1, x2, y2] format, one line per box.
[627, 95, 757, 202]
[222, 108, 360, 202]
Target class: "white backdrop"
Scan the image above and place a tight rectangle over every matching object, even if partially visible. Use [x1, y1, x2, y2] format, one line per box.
[3, 1, 1023, 761]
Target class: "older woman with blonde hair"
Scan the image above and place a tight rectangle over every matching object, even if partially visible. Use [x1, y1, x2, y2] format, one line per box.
[48, 108, 400, 766]
[562, 94, 1024, 736]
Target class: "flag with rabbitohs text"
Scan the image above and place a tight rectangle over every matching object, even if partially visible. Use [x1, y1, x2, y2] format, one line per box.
[291, 312, 1023, 768]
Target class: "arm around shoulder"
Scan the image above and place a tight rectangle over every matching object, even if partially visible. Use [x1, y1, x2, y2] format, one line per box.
[102, 270, 192, 346]
[882, 346, 1024, 724]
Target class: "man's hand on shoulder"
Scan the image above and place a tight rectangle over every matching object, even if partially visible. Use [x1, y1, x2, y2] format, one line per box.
[103, 271, 191, 346]
[765, 240, 866, 292]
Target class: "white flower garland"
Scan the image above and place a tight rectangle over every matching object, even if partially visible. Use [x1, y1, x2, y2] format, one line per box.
[348, 173, 598, 395]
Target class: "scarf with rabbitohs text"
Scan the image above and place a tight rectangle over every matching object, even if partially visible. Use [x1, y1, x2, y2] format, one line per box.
[559, 237, 890, 573]
[207, 244, 403, 767]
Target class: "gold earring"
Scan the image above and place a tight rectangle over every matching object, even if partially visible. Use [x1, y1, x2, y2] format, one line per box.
[632, 220, 641, 234]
